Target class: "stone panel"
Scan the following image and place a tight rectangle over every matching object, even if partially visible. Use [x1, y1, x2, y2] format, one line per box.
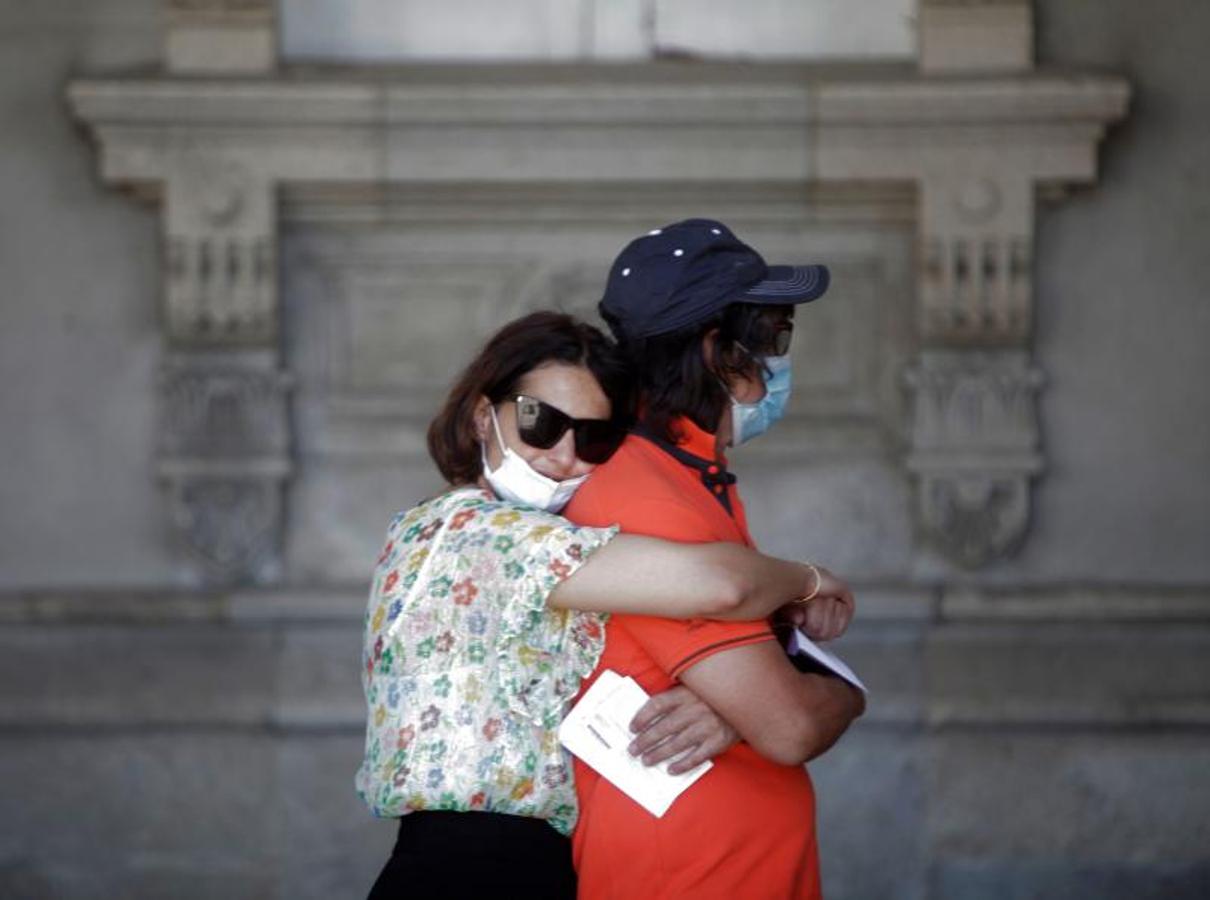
[925, 622, 1210, 726]
[0, 624, 277, 726]
[811, 728, 930, 900]
[931, 859, 1210, 900]
[0, 734, 278, 900]
[277, 623, 366, 728]
[925, 733, 1210, 896]
[275, 735, 395, 899]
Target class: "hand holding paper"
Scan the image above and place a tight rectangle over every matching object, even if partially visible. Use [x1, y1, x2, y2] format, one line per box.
[558, 670, 713, 818]
[785, 627, 868, 694]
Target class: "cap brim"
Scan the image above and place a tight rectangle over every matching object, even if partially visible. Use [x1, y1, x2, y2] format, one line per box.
[736, 264, 830, 304]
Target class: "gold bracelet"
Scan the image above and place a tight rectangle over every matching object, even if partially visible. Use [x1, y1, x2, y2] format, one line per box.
[796, 563, 822, 604]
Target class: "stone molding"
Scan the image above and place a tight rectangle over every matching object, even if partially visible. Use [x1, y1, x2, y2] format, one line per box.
[66, 21, 1129, 573]
[69, 71, 1126, 184]
[3, 584, 1207, 732]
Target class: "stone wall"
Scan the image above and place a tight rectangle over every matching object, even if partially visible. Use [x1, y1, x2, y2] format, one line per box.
[1, 1, 1208, 898]
[0, 0, 172, 588]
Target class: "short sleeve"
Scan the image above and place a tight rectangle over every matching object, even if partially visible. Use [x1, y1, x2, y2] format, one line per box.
[448, 499, 619, 728]
[566, 493, 776, 679]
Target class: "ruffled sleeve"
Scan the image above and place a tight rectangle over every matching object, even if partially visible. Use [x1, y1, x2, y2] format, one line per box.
[455, 500, 617, 729]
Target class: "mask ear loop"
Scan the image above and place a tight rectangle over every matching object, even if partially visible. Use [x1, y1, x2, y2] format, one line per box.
[480, 403, 511, 478]
[487, 403, 510, 455]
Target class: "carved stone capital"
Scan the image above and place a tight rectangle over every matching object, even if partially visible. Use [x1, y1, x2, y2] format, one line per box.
[157, 351, 292, 584]
[905, 351, 1043, 567]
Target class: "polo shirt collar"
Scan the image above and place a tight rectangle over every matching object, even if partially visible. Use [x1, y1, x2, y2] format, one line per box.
[672, 416, 724, 463]
[634, 416, 737, 516]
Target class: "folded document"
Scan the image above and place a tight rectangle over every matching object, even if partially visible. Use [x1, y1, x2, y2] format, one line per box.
[785, 627, 868, 694]
[558, 670, 712, 817]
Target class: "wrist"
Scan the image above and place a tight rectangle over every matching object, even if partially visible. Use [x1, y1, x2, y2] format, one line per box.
[796, 563, 822, 604]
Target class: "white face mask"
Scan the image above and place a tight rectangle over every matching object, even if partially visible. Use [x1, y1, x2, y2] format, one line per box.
[480, 405, 589, 513]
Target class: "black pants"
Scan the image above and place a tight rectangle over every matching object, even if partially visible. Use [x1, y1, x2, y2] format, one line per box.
[367, 811, 577, 900]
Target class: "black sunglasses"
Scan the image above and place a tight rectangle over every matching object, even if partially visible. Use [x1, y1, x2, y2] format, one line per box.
[736, 320, 794, 361]
[510, 395, 626, 464]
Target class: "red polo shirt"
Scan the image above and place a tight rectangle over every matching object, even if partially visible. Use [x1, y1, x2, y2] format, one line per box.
[563, 418, 822, 900]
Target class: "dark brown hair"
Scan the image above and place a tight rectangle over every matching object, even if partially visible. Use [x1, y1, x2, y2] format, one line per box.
[611, 303, 789, 443]
[427, 311, 633, 485]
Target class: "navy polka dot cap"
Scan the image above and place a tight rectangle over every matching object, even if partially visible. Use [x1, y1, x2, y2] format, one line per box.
[599, 218, 830, 341]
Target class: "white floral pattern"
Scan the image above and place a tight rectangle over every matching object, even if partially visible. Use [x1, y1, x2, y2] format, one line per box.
[355, 486, 617, 835]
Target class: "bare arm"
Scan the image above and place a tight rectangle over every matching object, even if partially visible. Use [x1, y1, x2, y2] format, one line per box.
[548, 534, 833, 621]
[678, 640, 865, 766]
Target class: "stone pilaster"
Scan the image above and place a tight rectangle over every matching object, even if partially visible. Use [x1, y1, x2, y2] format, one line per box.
[157, 153, 291, 585]
[157, 2, 290, 585]
[906, 1, 1042, 567]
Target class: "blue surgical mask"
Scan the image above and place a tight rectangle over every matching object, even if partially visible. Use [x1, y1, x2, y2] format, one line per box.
[729, 354, 792, 446]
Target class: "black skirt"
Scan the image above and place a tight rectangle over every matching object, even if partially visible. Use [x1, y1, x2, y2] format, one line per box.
[367, 811, 577, 900]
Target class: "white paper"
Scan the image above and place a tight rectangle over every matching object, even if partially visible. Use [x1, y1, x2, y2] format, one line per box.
[786, 628, 868, 694]
[558, 670, 712, 817]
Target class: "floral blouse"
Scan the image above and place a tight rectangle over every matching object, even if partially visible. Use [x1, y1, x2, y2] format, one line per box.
[355, 486, 618, 836]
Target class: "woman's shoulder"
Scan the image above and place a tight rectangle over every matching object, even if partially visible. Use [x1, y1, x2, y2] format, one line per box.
[384, 487, 582, 546]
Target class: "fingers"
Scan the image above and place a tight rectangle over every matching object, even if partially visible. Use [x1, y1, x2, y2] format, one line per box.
[629, 688, 680, 733]
[636, 722, 711, 768]
[628, 685, 740, 771]
[666, 722, 740, 774]
[802, 596, 846, 641]
[663, 737, 716, 774]
[628, 699, 700, 758]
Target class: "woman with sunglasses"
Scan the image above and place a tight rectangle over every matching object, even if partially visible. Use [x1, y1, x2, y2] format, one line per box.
[357, 311, 854, 899]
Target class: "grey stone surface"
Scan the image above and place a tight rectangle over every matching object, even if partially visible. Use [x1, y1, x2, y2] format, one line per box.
[275, 735, 395, 900]
[0, 734, 278, 899]
[925, 621, 1210, 726]
[0, 0, 171, 589]
[0, 624, 279, 726]
[926, 732, 1210, 861]
[931, 859, 1210, 900]
[2, 1, 1209, 898]
[1024, 0, 1210, 584]
[811, 728, 929, 900]
[276, 622, 366, 727]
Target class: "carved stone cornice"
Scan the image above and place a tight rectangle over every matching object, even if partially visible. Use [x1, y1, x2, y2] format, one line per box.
[66, 67, 1127, 190]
